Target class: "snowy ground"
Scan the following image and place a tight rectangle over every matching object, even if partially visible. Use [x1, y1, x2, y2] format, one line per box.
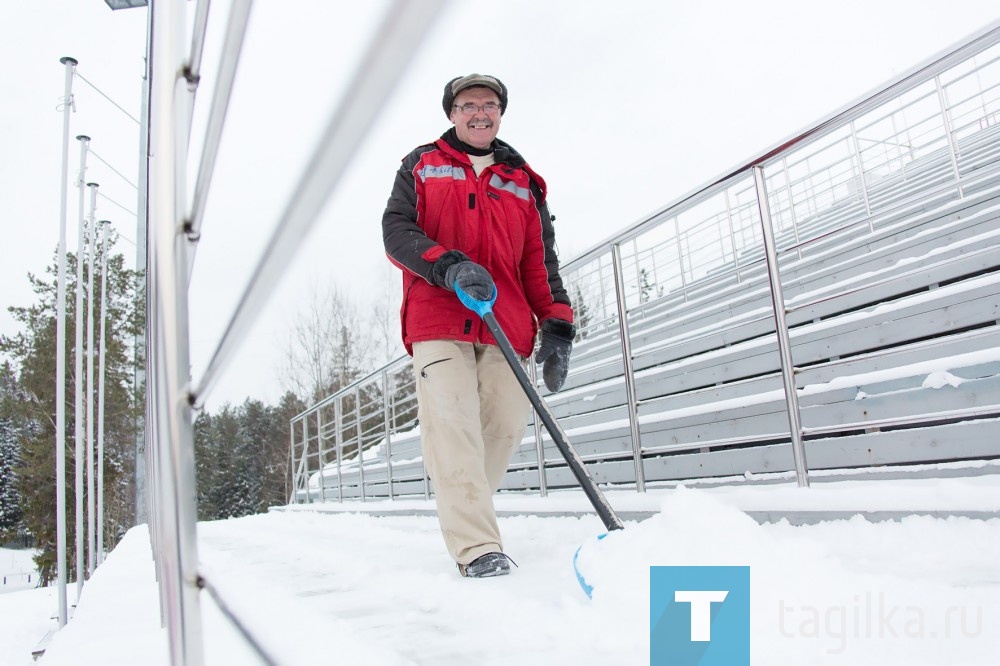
[3, 466, 999, 665]
[0, 548, 38, 594]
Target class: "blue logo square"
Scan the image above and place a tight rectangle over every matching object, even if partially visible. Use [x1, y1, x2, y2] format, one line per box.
[650, 566, 750, 666]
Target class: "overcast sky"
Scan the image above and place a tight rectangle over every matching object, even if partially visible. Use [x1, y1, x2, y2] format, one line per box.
[2, 0, 999, 411]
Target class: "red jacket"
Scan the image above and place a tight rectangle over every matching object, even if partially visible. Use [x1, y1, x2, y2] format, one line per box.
[383, 130, 573, 357]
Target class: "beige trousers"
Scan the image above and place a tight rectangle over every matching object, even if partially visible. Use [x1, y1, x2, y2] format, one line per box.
[412, 339, 530, 565]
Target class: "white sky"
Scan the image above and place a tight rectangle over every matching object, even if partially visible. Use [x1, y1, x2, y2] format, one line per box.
[2, 1, 999, 411]
[4, 474, 999, 664]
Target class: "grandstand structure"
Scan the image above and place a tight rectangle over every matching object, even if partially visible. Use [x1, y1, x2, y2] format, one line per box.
[290, 21, 1000, 503]
[128, 1, 1000, 663]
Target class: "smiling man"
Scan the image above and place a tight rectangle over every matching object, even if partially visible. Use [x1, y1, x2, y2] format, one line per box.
[382, 73, 576, 578]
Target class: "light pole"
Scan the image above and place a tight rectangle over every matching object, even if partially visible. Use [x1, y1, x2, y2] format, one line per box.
[97, 220, 111, 565]
[102, 0, 149, 529]
[86, 183, 99, 576]
[73, 135, 90, 597]
[55, 55, 78, 629]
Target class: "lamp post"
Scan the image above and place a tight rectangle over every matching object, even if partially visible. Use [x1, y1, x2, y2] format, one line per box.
[73, 135, 90, 596]
[97, 220, 111, 565]
[101, 0, 149, 529]
[55, 55, 78, 629]
[86, 183, 99, 576]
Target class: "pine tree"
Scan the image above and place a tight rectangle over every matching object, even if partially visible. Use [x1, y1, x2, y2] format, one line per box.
[0, 362, 26, 539]
[570, 282, 593, 340]
[0, 234, 141, 583]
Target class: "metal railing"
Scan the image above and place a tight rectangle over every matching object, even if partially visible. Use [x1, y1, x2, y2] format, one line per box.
[142, 1, 448, 664]
[291, 19, 1000, 504]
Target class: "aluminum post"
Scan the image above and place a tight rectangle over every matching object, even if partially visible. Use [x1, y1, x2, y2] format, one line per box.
[97, 220, 111, 564]
[287, 422, 295, 504]
[54, 55, 77, 628]
[315, 409, 325, 502]
[85, 182, 99, 576]
[335, 401, 343, 502]
[148, 0, 204, 662]
[355, 387, 366, 501]
[528, 361, 547, 496]
[135, 17, 151, 528]
[611, 243, 646, 492]
[382, 370, 394, 500]
[74, 135, 90, 594]
[934, 75, 965, 198]
[752, 165, 810, 488]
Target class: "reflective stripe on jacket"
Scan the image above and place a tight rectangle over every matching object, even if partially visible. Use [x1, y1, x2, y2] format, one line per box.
[382, 130, 573, 357]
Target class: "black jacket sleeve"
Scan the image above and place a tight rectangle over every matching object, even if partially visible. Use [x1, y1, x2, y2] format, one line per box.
[531, 180, 572, 311]
[382, 146, 440, 284]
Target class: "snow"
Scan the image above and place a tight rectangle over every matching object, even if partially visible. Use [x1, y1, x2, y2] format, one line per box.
[0, 548, 38, 593]
[2, 468, 998, 665]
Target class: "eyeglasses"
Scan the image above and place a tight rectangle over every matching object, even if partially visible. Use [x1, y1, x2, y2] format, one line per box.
[453, 102, 501, 115]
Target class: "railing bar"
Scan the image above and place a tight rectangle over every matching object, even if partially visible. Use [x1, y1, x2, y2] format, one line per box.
[562, 18, 1000, 271]
[189, 0, 449, 408]
[186, 0, 254, 273]
[187, 0, 212, 84]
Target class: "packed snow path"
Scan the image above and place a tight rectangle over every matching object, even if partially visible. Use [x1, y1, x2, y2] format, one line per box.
[26, 475, 1000, 666]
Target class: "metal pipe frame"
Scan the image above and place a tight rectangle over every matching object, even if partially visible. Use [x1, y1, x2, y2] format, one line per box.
[563, 19, 1000, 272]
[528, 361, 547, 496]
[611, 243, 646, 492]
[55, 55, 77, 628]
[74, 135, 90, 596]
[300, 418, 309, 503]
[134, 6, 152, 530]
[97, 220, 110, 565]
[86, 182, 99, 576]
[285, 18, 1000, 507]
[315, 409, 325, 502]
[189, 0, 449, 409]
[382, 370, 395, 500]
[934, 74, 965, 198]
[335, 401, 343, 502]
[354, 387, 365, 501]
[186, 0, 253, 260]
[752, 165, 810, 488]
[148, 0, 203, 663]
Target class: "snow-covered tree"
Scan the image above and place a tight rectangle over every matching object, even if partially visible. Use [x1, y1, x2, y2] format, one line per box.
[0, 362, 25, 538]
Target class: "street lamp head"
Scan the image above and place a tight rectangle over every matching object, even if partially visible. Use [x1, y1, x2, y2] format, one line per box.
[87, 182, 100, 189]
[60, 56, 78, 66]
[103, 0, 148, 9]
[76, 135, 91, 142]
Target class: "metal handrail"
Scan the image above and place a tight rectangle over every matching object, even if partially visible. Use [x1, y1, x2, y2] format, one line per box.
[144, 1, 450, 664]
[562, 18, 1000, 272]
[189, 0, 448, 409]
[291, 17, 1000, 505]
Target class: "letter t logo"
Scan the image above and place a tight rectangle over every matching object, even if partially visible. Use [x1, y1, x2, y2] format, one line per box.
[674, 590, 729, 641]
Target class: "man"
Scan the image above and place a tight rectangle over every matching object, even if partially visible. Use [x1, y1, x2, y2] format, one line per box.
[382, 73, 576, 578]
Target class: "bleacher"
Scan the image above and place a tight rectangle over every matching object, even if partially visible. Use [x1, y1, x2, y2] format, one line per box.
[291, 31, 1000, 503]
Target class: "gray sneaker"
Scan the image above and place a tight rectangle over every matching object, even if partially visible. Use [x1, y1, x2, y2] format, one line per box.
[458, 552, 516, 578]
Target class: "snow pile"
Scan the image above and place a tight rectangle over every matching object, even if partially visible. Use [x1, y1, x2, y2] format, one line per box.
[576, 488, 998, 663]
[0, 548, 38, 593]
[3, 484, 997, 665]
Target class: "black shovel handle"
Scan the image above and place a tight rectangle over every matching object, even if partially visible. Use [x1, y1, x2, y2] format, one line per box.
[456, 285, 624, 531]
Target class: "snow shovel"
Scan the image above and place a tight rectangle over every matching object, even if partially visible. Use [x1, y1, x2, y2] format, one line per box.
[455, 285, 626, 537]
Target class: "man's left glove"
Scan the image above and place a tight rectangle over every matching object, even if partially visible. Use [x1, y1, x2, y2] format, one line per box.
[430, 249, 495, 300]
[534, 318, 576, 392]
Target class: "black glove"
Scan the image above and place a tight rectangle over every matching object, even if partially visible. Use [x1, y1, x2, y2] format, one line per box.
[534, 318, 576, 392]
[431, 250, 494, 300]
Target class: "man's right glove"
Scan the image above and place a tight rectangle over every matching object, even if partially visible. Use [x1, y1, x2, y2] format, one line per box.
[431, 250, 495, 301]
[534, 318, 576, 392]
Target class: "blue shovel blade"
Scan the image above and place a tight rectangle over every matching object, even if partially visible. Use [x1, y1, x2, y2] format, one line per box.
[572, 532, 608, 599]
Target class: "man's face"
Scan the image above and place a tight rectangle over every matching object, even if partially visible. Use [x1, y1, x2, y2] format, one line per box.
[449, 86, 502, 149]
